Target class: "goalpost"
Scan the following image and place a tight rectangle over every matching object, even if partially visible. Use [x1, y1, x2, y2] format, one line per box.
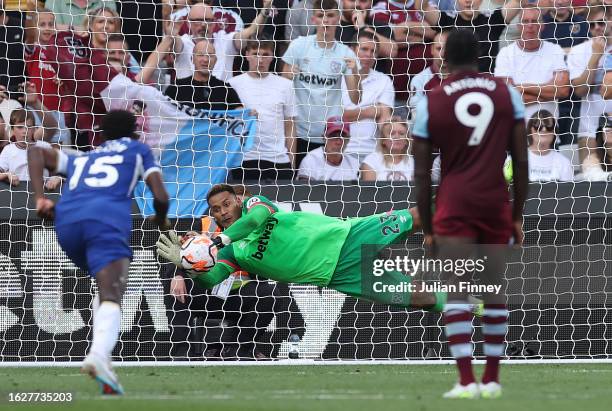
[0, 1, 611, 364]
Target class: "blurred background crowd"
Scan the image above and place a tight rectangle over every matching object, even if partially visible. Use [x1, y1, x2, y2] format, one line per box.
[1, 0, 612, 188]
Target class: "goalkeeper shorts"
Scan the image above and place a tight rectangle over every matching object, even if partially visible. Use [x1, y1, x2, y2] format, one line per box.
[328, 209, 414, 308]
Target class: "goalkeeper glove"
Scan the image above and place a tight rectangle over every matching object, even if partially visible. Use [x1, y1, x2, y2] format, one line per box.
[156, 230, 182, 266]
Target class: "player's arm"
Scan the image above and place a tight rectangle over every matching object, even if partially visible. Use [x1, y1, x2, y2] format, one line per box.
[215, 203, 273, 247]
[27, 145, 63, 218]
[145, 171, 170, 230]
[413, 138, 434, 237]
[509, 121, 529, 245]
[232, 0, 273, 51]
[192, 262, 233, 289]
[411, 96, 434, 237]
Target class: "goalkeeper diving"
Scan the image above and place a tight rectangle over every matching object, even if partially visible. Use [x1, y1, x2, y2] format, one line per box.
[158, 184, 461, 312]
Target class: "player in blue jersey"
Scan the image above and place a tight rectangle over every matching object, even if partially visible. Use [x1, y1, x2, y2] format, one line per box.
[27, 110, 170, 395]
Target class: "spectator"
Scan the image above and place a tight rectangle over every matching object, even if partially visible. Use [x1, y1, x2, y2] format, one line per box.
[211, 0, 288, 41]
[408, 29, 448, 115]
[495, 7, 570, 120]
[572, 6, 612, 164]
[170, 0, 273, 83]
[360, 118, 414, 181]
[165, 39, 243, 111]
[523, 110, 574, 181]
[297, 116, 360, 181]
[542, 0, 589, 51]
[46, 0, 117, 31]
[0, 108, 60, 188]
[229, 38, 297, 181]
[282, 0, 361, 167]
[336, 0, 396, 58]
[416, 0, 523, 73]
[21, 9, 71, 147]
[342, 30, 394, 163]
[0, 0, 25, 90]
[370, 0, 436, 105]
[105, 33, 140, 78]
[285, 0, 316, 41]
[163, 184, 286, 360]
[83, 7, 140, 76]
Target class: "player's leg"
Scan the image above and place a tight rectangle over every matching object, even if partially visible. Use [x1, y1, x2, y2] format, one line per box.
[435, 233, 480, 399]
[81, 222, 133, 395]
[477, 223, 512, 399]
[328, 209, 446, 312]
[82, 258, 129, 395]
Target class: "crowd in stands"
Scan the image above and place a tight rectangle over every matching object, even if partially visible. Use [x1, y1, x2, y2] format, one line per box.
[1, 0, 612, 185]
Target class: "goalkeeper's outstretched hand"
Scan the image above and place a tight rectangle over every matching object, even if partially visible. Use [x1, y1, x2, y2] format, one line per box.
[156, 230, 182, 266]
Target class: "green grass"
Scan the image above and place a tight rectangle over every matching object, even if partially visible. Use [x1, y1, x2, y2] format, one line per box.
[0, 364, 610, 411]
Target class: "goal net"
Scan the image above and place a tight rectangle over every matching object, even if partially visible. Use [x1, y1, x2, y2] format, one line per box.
[0, 1, 611, 362]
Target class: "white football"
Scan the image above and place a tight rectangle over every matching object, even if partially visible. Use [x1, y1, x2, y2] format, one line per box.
[180, 234, 218, 272]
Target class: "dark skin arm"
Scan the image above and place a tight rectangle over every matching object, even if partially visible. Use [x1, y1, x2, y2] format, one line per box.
[413, 138, 434, 243]
[509, 121, 529, 245]
[27, 145, 58, 218]
[146, 171, 170, 230]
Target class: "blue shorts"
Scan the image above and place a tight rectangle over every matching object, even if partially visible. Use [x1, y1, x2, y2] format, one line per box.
[55, 220, 133, 276]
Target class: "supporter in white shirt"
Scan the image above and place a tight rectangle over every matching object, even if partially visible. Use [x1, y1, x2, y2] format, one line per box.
[494, 8, 570, 121]
[568, 6, 612, 165]
[282, 0, 362, 168]
[297, 117, 359, 181]
[0, 109, 61, 188]
[169, 1, 273, 82]
[342, 30, 394, 164]
[525, 110, 574, 182]
[229, 38, 297, 181]
[360, 118, 414, 182]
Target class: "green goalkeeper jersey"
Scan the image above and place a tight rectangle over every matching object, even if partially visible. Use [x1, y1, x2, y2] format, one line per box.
[195, 195, 351, 288]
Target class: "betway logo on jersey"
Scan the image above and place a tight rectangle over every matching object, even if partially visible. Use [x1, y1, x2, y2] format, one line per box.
[298, 73, 338, 87]
[251, 216, 279, 260]
[444, 77, 497, 95]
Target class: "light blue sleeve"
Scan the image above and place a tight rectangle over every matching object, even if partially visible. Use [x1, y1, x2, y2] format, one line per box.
[412, 95, 429, 139]
[507, 85, 525, 121]
[282, 36, 303, 66]
[604, 54, 612, 72]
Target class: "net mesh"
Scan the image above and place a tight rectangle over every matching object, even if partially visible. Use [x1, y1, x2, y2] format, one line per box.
[0, 1, 611, 361]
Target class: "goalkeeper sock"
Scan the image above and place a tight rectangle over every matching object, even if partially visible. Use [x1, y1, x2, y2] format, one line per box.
[444, 302, 475, 385]
[481, 304, 508, 384]
[90, 301, 121, 361]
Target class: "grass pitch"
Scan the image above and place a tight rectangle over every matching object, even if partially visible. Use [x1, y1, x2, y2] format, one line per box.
[0, 364, 610, 411]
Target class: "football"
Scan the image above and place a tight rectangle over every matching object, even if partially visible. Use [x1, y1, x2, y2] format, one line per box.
[180, 234, 218, 272]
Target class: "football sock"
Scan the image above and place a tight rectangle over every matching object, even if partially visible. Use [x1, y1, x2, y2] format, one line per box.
[481, 304, 508, 384]
[90, 301, 121, 361]
[444, 302, 475, 385]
